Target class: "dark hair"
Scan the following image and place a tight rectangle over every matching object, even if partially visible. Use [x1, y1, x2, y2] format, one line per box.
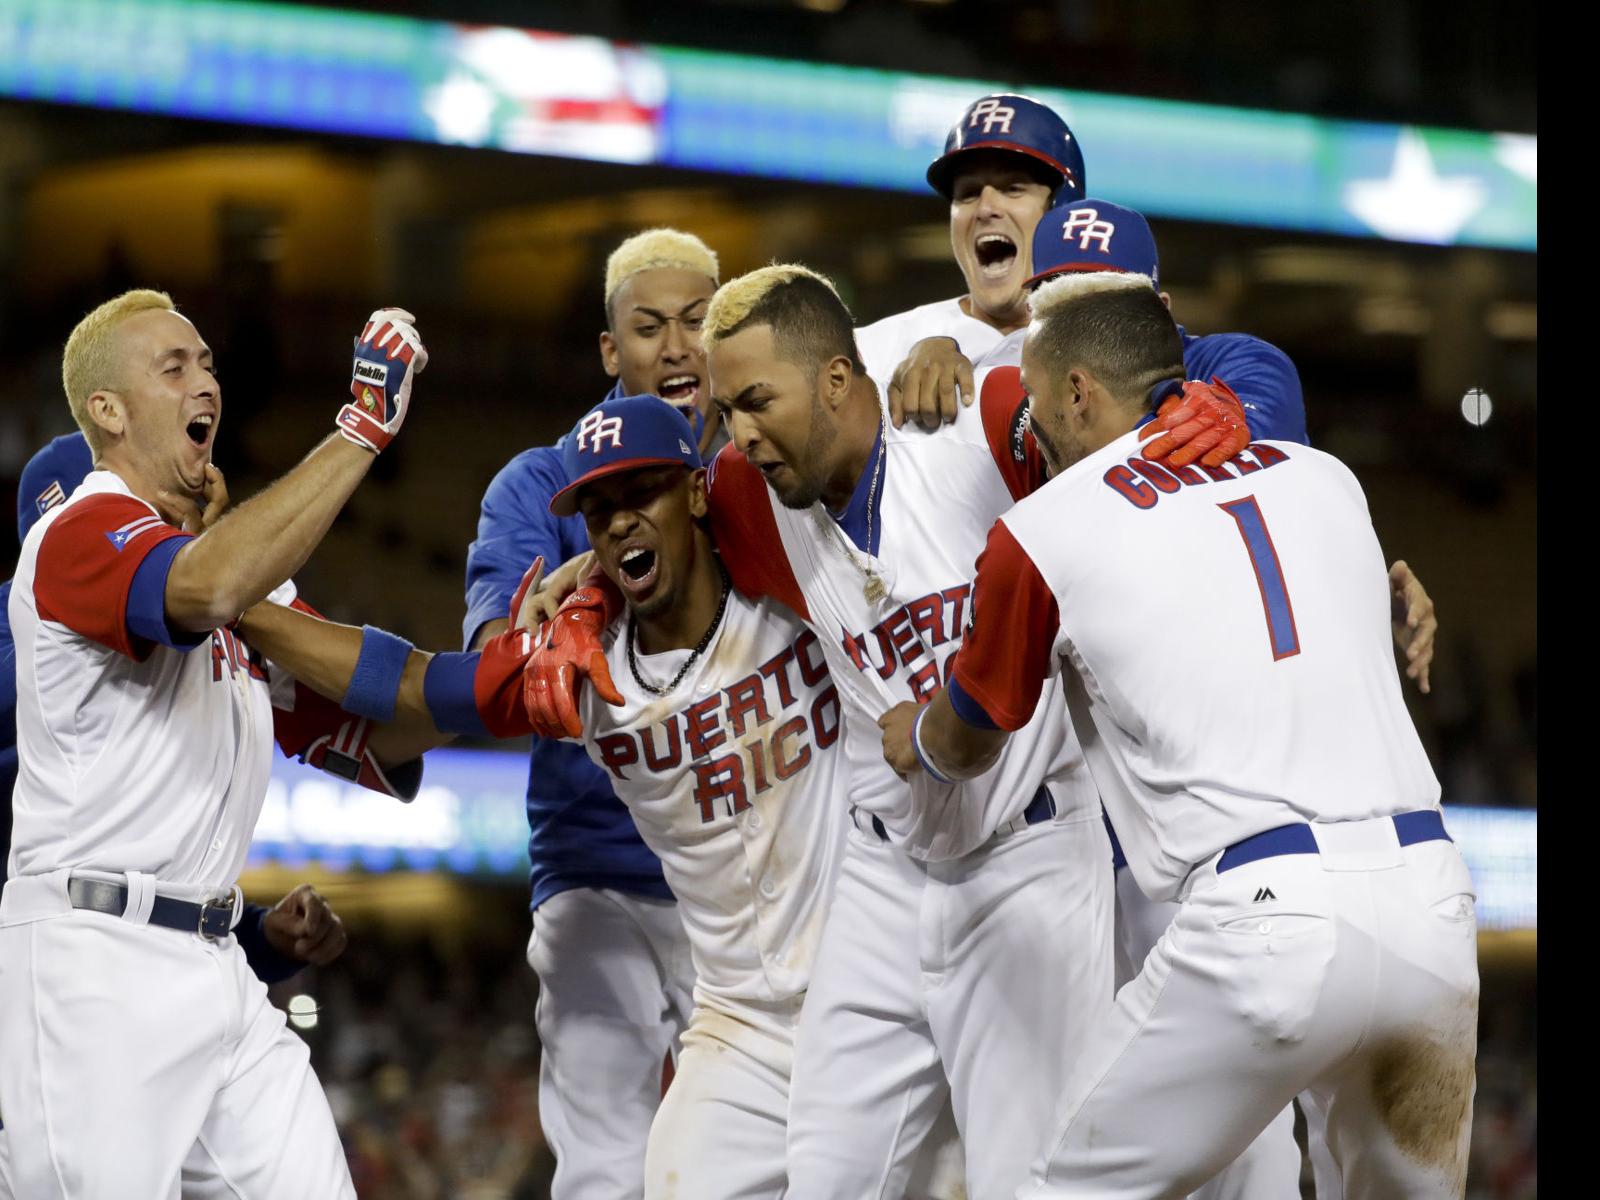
[719, 273, 866, 378]
[1030, 283, 1184, 407]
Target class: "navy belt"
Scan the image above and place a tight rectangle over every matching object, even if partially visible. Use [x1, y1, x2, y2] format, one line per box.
[67, 877, 237, 940]
[1022, 787, 1057, 826]
[1217, 810, 1451, 874]
[851, 786, 1056, 845]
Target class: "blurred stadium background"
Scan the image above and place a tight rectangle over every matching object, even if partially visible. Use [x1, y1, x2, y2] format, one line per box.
[0, 0, 1534, 1196]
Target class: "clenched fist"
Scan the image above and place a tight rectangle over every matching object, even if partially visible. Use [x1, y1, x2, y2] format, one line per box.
[337, 307, 428, 453]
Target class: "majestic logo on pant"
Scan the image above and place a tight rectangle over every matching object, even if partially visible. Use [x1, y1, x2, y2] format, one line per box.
[577, 410, 625, 453]
[1253, 887, 1277, 902]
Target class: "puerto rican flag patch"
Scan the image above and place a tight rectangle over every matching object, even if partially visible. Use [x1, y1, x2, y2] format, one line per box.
[104, 514, 167, 551]
[34, 480, 66, 517]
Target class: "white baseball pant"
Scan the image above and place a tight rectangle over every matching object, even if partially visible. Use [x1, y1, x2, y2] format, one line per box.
[787, 810, 1114, 1200]
[526, 886, 695, 1200]
[1023, 817, 1479, 1199]
[644, 987, 805, 1199]
[0, 870, 353, 1199]
[1113, 867, 1303, 1200]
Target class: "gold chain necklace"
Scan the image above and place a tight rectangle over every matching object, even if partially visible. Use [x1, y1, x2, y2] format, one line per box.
[819, 413, 889, 604]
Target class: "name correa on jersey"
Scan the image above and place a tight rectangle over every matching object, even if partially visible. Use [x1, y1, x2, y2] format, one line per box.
[593, 629, 841, 822]
[1104, 443, 1292, 510]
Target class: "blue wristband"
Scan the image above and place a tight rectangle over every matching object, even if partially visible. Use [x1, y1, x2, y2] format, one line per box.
[423, 651, 490, 738]
[912, 704, 959, 785]
[342, 625, 414, 722]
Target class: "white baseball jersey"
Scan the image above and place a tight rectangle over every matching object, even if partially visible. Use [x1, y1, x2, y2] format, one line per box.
[856, 297, 1006, 391]
[578, 589, 847, 1005]
[953, 430, 1441, 900]
[6, 470, 410, 894]
[708, 366, 1094, 862]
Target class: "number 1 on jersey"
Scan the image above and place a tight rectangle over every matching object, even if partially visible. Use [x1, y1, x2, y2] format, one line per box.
[1218, 495, 1301, 661]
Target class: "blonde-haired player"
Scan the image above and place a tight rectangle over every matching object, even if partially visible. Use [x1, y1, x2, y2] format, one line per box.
[530, 259, 1255, 1196]
[1, 290, 429, 1196]
[463, 228, 730, 1198]
[889, 270, 1478, 1198]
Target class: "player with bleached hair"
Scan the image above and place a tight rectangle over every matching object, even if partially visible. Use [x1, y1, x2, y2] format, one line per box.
[885, 271, 1478, 1199]
[524, 261, 1248, 1197]
[0, 289, 531, 1196]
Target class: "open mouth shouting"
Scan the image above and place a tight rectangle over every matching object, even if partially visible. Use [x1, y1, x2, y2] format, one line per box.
[184, 412, 215, 449]
[656, 374, 702, 414]
[614, 540, 661, 602]
[974, 232, 1018, 281]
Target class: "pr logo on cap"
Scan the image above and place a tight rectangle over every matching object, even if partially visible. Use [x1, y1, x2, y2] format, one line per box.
[577, 410, 625, 453]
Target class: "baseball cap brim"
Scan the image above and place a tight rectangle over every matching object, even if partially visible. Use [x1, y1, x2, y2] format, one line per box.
[548, 456, 697, 518]
[1025, 262, 1142, 291]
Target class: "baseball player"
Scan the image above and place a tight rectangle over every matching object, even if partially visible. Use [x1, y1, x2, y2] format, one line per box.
[886, 271, 1478, 1199]
[914, 196, 1439, 1199]
[528, 264, 1247, 1197]
[229, 395, 850, 1200]
[3, 432, 351, 986]
[0, 288, 472, 1197]
[551, 395, 848, 1198]
[856, 92, 1085, 425]
[0, 439, 354, 1200]
[460, 229, 719, 1198]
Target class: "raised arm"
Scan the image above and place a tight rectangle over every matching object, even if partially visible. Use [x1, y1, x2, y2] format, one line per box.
[165, 310, 427, 632]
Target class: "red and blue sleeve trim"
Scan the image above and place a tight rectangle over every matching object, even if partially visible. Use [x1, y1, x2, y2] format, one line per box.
[947, 674, 1002, 730]
[127, 536, 208, 653]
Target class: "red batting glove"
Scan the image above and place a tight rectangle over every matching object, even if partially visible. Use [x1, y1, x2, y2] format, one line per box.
[523, 578, 626, 740]
[1140, 378, 1252, 469]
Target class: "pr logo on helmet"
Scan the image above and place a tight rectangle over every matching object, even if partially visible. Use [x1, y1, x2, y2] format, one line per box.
[968, 98, 1016, 135]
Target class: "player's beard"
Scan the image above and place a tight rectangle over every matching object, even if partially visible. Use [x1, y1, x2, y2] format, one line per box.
[1030, 407, 1087, 477]
[772, 396, 837, 511]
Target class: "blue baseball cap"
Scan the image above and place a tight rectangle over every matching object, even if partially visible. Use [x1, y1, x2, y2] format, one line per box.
[18, 431, 94, 542]
[1027, 199, 1161, 290]
[549, 395, 704, 518]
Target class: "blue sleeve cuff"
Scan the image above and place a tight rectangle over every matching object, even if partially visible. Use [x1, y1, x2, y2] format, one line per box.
[947, 676, 1002, 731]
[233, 902, 303, 985]
[127, 536, 208, 652]
[424, 651, 489, 737]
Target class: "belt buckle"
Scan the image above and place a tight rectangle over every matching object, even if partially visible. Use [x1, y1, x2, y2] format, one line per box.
[198, 894, 235, 941]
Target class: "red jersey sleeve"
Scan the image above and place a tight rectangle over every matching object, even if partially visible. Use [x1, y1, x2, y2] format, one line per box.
[978, 366, 1049, 501]
[949, 519, 1060, 732]
[33, 494, 195, 659]
[706, 443, 809, 620]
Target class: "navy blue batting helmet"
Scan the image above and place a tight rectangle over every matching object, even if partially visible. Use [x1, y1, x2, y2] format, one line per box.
[926, 93, 1085, 203]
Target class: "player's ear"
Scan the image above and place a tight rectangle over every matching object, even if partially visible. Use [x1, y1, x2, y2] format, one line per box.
[1067, 369, 1092, 414]
[599, 330, 620, 379]
[1159, 291, 1172, 311]
[687, 468, 708, 519]
[821, 354, 853, 411]
[87, 389, 126, 441]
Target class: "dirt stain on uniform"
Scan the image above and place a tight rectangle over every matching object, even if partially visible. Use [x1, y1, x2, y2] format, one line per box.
[1368, 1017, 1475, 1193]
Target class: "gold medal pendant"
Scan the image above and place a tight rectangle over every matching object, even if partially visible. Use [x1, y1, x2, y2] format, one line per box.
[864, 573, 887, 604]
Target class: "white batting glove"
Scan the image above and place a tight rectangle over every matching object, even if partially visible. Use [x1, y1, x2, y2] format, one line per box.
[337, 308, 428, 453]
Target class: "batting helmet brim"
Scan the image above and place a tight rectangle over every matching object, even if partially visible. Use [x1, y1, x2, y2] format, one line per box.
[926, 142, 1076, 200]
